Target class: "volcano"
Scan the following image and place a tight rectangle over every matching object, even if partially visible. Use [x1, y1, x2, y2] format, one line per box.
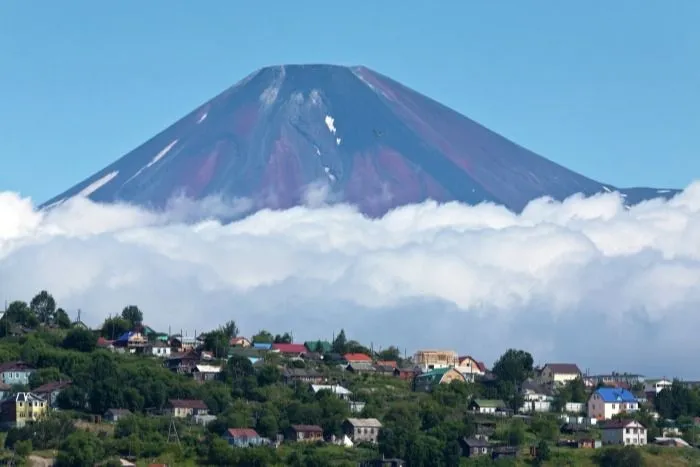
[42, 64, 678, 216]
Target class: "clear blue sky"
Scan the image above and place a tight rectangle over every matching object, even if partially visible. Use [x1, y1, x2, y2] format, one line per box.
[1, 1, 698, 203]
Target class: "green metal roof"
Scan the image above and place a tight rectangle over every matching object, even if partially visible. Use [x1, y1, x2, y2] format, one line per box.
[472, 399, 506, 409]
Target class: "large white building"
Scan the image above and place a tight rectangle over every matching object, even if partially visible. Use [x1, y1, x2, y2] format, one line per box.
[644, 378, 672, 394]
[587, 388, 639, 420]
[601, 419, 647, 446]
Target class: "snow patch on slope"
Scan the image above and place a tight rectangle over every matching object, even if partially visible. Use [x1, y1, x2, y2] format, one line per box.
[123, 140, 179, 185]
[147, 140, 179, 169]
[197, 113, 207, 124]
[325, 115, 336, 134]
[77, 171, 119, 197]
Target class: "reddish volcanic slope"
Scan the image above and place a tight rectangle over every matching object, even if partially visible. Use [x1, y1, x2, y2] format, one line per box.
[42, 64, 678, 217]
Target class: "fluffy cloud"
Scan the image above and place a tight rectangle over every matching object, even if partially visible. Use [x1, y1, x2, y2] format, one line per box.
[2, 185, 700, 376]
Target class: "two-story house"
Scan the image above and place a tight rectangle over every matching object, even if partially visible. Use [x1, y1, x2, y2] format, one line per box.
[413, 350, 459, 372]
[539, 363, 581, 385]
[32, 380, 72, 408]
[600, 419, 647, 446]
[286, 424, 323, 442]
[587, 388, 638, 420]
[520, 381, 554, 413]
[0, 392, 48, 428]
[455, 356, 486, 380]
[165, 399, 208, 418]
[342, 418, 382, 444]
[0, 361, 35, 386]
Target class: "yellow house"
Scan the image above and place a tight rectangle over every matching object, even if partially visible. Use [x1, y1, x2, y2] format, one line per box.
[539, 363, 581, 385]
[0, 392, 48, 428]
[414, 367, 466, 392]
[456, 355, 486, 379]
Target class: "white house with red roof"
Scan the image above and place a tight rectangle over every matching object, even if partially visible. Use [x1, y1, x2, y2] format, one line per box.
[344, 353, 372, 364]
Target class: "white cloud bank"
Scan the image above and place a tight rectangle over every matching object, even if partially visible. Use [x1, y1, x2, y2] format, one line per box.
[2, 185, 700, 377]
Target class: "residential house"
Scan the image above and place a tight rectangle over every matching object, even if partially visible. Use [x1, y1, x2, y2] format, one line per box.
[394, 367, 419, 382]
[600, 419, 647, 446]
[413, 350, 459, 372]
[539, 363, 582, 385]
[311, 384, 352, 401]
[376, 360, 398, 369]
[459, 437, 491, 458]
[96, 337, 115, 351]
[252, 342, 273, 351]
[104, 408, 132, 423]
[229, 337, 251, 348]
[224, 428, 264, 447]
[469, 399, 508, 415]
[272, 343, 307, 358]
[165, 399, 209, 418]
[588, 388, 639, 420]
[33, 380, 71, 408]
[343, 418, 382, 444]
[0, 361, 35, 386]
[192, 364, 222, 383]
[455, 356, 486, 380]
[414, 368, 465, 392]
[644, 378, 672, 395]
[584, 373, 644, 388]
[282, 368, 323, 386]
[491, 446, 518, 459]
[171, 335, 198, 352]
[286, 424, 324, 442]
[375, 364, 397, 377]
[360, 459, 406, 467]
[305, 341, 332, 354]
[148, 341, 171, 358]
[520, 381, 554, 413]
[347, 362, 376, 374]
[114, 331, 149, 353]
[344, 353, 372, 364]
[0, 392, 48, 428]
[164, 352, 200, 375]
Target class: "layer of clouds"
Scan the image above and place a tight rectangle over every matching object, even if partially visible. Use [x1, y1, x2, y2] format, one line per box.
[2, 185, 700, 377]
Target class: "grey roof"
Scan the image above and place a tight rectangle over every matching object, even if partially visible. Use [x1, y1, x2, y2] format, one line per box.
[345, 418, 382, 428]
[347, 362, 376, 371]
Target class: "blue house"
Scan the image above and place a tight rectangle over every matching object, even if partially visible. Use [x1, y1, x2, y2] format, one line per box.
[253, 342, 272, 351]
[224, 428, 264, 447]
[0, 361, 35, 386]
[588, 387, 639, 420]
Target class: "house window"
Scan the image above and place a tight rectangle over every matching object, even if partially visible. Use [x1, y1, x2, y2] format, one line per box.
[612, 404, 616, 409]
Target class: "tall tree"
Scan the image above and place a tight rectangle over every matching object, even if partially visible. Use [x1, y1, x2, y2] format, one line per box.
[332, 329, 347, 354]
[55, 308, 72, 329]
[492, 349, 534, 385]
[120, 305, 143, 327]
[30, 290, 56, 324]
[273, 332, 292, 344]
[252, 330, 273, 343]
[222, 320, 238, 338]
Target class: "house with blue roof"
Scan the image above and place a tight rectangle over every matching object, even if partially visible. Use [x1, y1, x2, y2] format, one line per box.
[587, 387, 639, 420]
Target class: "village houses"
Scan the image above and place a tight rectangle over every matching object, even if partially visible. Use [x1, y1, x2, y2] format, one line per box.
[538, 363, 582, 385]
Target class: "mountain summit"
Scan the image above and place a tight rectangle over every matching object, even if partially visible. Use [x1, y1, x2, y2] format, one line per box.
[43, 64, 678, 216]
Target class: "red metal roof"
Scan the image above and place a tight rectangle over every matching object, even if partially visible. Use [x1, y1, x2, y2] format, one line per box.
[376, 360, 397, 368]
[272, 343, 307, 354]
[227, 428, 259, 438]
[33, 380, 72, 393]
[168, 399, 208, 410]
[291, 424, 323, 432]
[344, 353, 372, 362]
